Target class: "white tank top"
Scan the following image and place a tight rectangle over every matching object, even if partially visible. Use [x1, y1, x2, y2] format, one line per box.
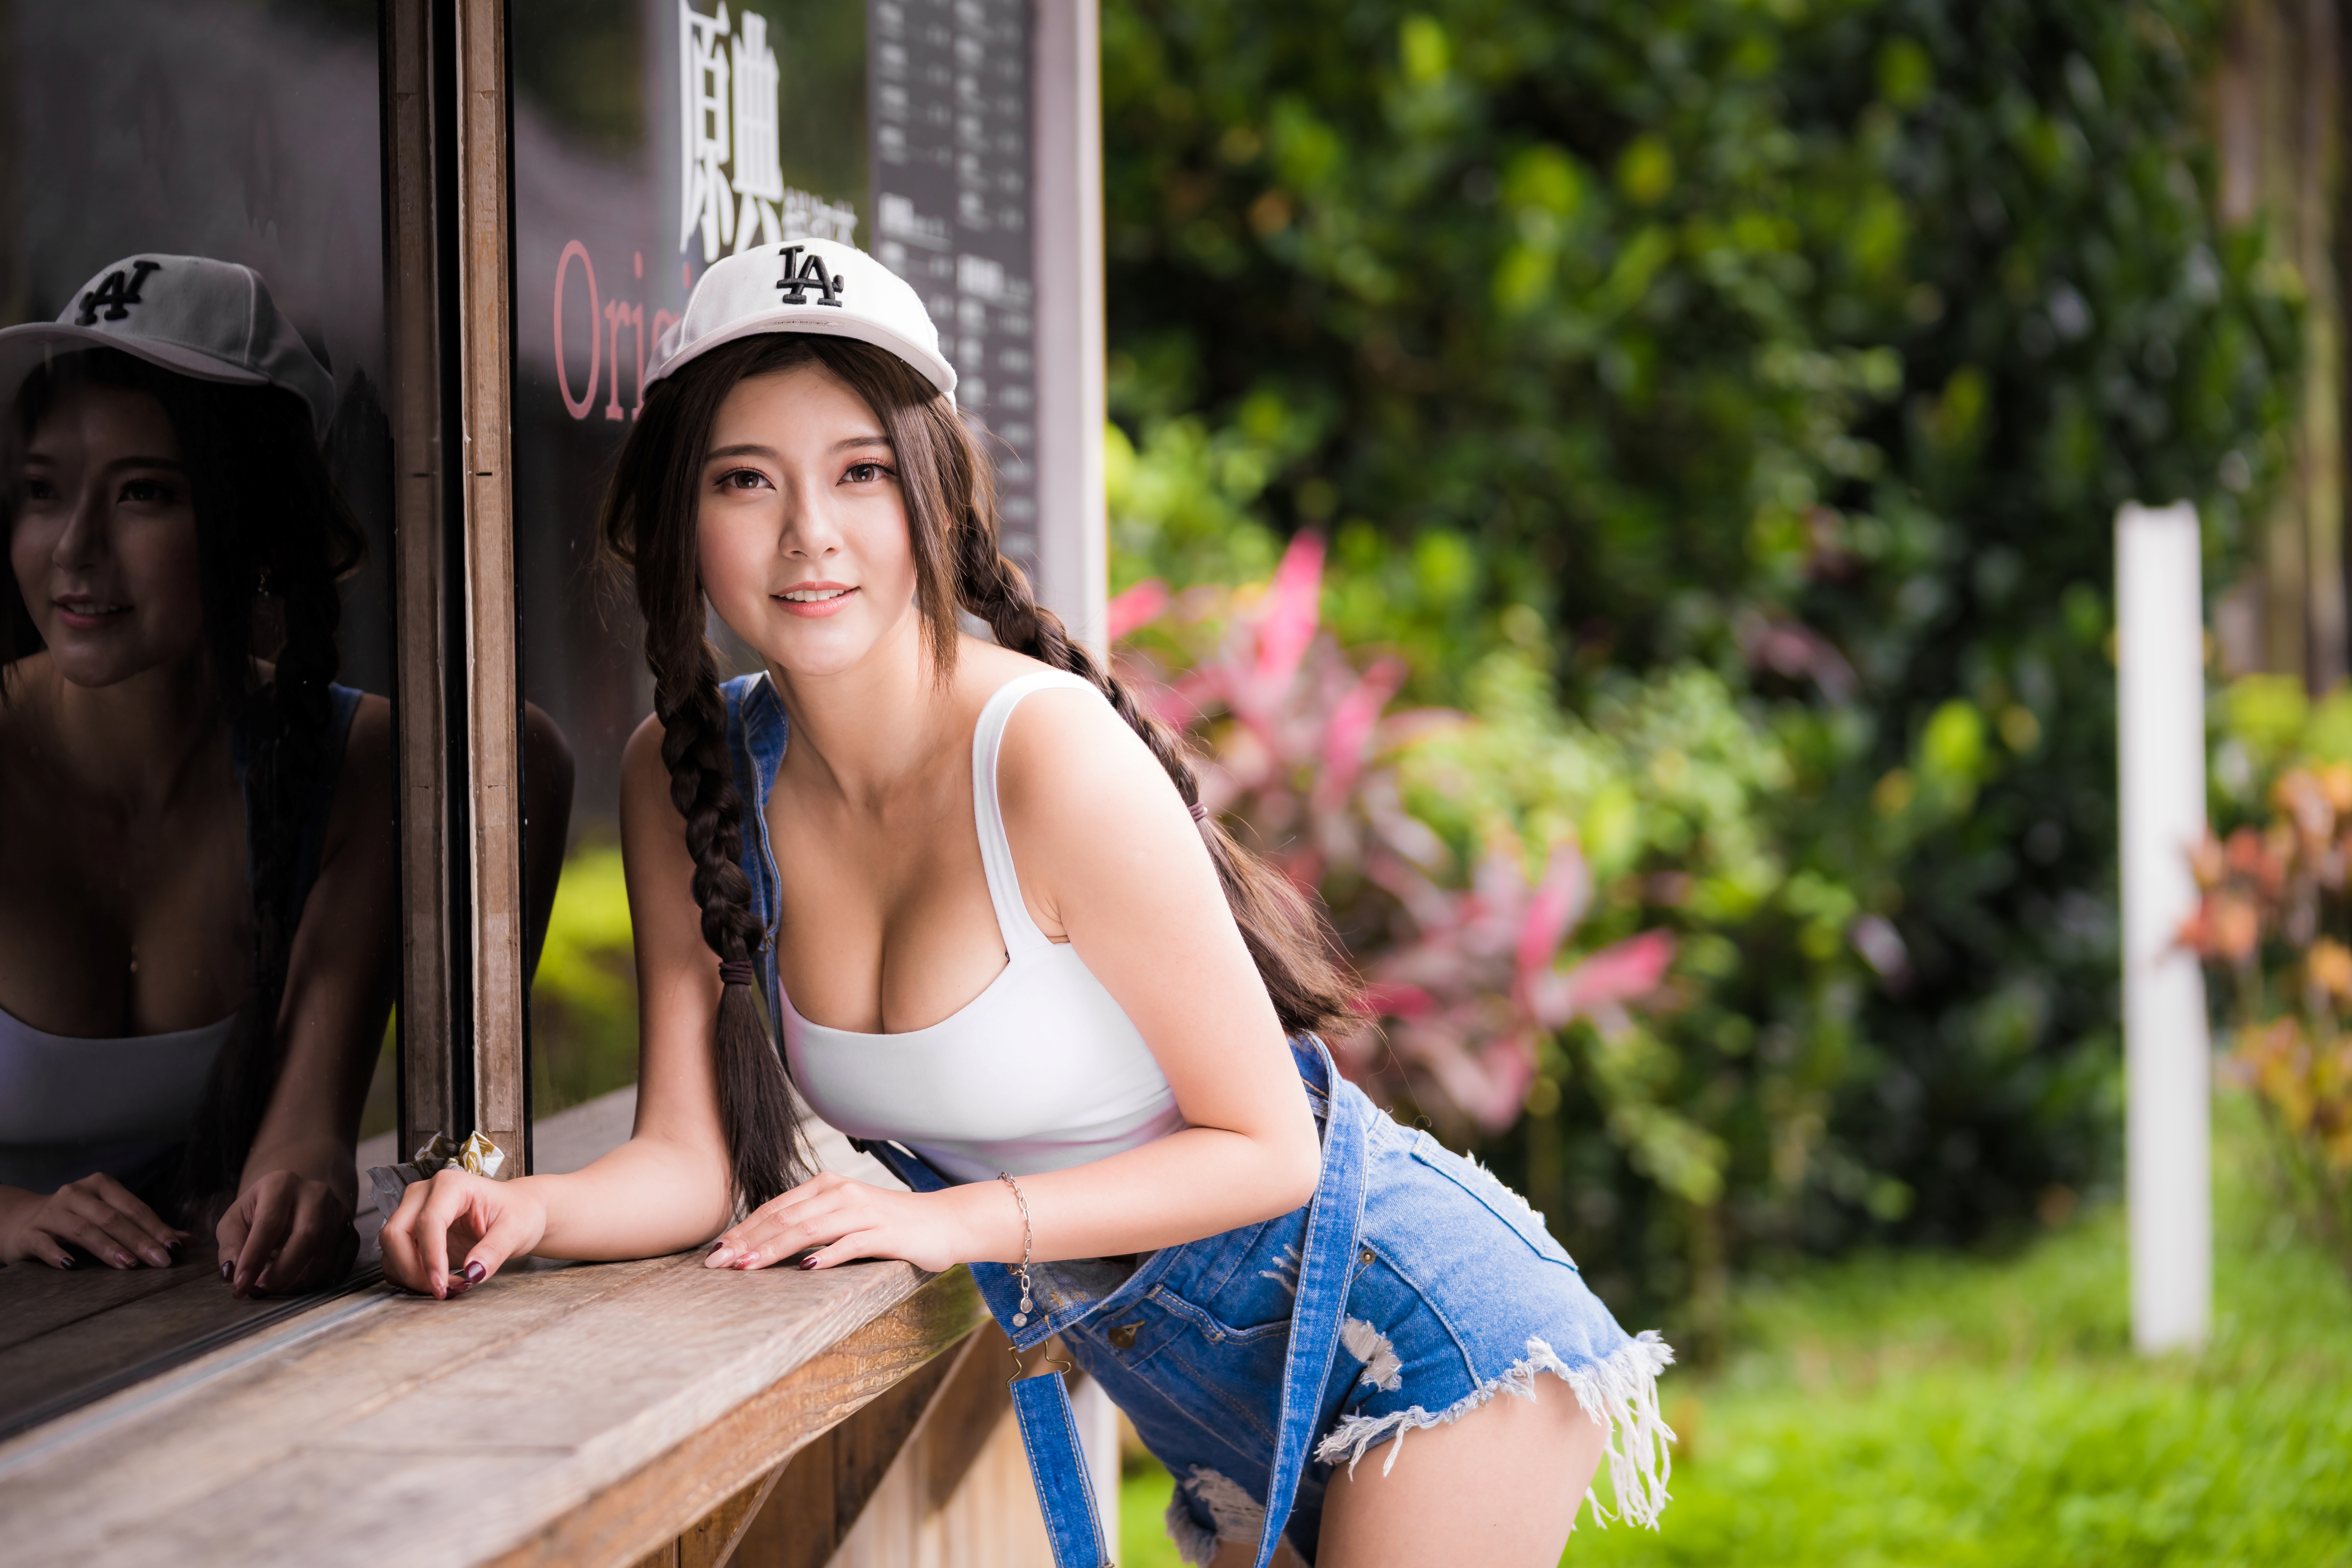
[781, 671, 1188, 1183]
[0, 1003, 235, 1192]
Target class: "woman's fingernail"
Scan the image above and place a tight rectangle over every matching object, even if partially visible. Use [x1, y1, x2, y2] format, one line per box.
[219, 1260, 234, 1281]
[113, 1250, 135, 1268]
[57, 1254, 75, 1269]
[463, 1260, 486, 1284]
[707, 1246, 736, 1267]
[799, 1254, 819, 1270]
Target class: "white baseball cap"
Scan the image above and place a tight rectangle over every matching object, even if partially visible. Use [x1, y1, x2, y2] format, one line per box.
[0, 254, 339, 442]
[646, 239, 956, 400]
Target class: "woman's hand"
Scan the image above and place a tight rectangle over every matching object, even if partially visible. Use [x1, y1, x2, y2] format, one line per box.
[707, 1172, 985, 1275]
[379, 1168, 549, 1299]
[216, 1170, 358, 1297]
[0, 1176, 186, 1269]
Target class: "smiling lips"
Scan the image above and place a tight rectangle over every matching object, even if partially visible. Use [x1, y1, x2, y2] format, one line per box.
[53, 595, 131, 631]
[776, 581, 856, 619]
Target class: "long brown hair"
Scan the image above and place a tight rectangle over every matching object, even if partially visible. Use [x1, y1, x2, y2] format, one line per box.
[601, 334, 1359, 1211]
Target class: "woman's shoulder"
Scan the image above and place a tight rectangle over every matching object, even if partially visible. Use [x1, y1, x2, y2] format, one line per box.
[986, 657, 1182, 828]
[332, 690, 396, 808]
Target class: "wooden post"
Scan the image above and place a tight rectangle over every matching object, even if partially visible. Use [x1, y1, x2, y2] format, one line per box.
[453, 0, 530, 1172]
[2117, 500, 2213, 1354]
[383, 0, 458, 1159]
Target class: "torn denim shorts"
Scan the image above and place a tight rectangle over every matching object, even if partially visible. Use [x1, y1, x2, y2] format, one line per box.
[1051, 1061, 1675, 1565]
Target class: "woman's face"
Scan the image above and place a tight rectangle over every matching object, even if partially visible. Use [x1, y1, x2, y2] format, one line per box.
[697, 362, 921, 682]
[10, 383, 204, 690]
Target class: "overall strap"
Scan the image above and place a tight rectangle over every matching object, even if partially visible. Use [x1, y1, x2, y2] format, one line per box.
[1010, 1366, 1115, 1568]
[867, 1038, 1372, 1568]
[970, 671, 1097, 960]
[1251, 1040, 1369, 1568]
[857, 1137, 1116, 1567]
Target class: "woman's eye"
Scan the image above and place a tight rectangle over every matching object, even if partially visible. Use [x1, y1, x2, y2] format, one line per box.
[842, 462, 893, 485]
[719, 468, 771, 491]
[21, 477, 57, 501]
[119, 479, 179, 505]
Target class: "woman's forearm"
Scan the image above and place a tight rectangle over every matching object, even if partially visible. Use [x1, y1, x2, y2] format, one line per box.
[528, 1135, 738, 1260]
[945, 1124, 1320, 1267]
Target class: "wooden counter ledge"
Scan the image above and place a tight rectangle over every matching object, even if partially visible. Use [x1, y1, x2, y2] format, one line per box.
[0, 1248, 986, 1568]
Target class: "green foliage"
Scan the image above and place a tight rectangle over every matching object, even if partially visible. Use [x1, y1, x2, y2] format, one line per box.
[1103, 0, 2301, 1310]
[1120, 1094, 2352, 1565]
[529, 842, 642, 1117]
[1389, 652, 1875, 1311]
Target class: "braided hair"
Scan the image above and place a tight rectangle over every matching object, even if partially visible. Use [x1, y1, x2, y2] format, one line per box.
[602, 334, 1359, 1211]
[1, 348, 364, 1222]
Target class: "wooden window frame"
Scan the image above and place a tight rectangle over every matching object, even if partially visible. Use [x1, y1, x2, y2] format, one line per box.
[383, 0, 528, 1172]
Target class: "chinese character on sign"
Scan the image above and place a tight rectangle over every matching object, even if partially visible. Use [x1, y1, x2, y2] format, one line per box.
[680, 2, 860, 262]
[731, 11, 784, 249]
[679, 1, 733, 262]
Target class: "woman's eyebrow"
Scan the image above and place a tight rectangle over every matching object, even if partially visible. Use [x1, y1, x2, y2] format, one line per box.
[832, 434, 892, 452]
[101, 455, 187, 473]
[705, 443, 779, 462]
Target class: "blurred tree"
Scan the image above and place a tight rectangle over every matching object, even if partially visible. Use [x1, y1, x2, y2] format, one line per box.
[2211, 0, 2346, 687]
[1103, 0, 2302, 1324]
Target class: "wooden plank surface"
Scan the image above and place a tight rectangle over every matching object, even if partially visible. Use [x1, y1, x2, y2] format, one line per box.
[0, 1250, 971, 1568]
[483, 1270, 983, 1568]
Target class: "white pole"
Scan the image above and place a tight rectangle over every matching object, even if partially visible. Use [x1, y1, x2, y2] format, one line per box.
[2115, 500, 2213, 1354]
[1031, 0, 1109, 657]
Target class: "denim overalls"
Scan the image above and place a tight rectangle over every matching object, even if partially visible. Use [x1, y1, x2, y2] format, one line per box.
[724, 674, 1674, 1567]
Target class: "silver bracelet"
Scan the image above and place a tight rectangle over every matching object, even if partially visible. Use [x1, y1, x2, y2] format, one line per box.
[996, 1170, 1036, 1327]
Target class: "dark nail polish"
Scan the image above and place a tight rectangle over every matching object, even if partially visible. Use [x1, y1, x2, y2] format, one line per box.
[799, 1255, 818, 1270]
[220, 1261, 233, 1281]
[463, 1260, 486, 1284]
[57, 1254, 75, 1269]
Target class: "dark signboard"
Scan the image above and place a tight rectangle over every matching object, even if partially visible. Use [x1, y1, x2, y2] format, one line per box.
[871, 0, 1039, 560]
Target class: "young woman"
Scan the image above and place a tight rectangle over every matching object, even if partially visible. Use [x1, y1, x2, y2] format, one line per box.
[0, 255, 396, 1295]
[381, 240, 1671, 1567]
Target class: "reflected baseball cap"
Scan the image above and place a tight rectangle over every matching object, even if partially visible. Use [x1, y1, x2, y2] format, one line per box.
[0, 254, 339, 441]
[646, 239, 956, 400]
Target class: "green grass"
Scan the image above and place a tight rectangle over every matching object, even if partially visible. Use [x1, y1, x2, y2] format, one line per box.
[1119, 1095, 2352, 1567]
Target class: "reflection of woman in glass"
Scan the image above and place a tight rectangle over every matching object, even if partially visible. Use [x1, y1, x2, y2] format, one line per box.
[0, 255, 396, 1295]
[387, 242, 1671, 1566]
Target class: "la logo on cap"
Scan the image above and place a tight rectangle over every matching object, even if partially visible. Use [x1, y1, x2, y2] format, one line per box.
[75, 260, 164, 326]
[776, 245, 846, 308]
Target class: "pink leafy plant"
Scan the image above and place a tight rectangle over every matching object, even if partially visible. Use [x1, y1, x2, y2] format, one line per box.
[1113, 535, 1676, 1133]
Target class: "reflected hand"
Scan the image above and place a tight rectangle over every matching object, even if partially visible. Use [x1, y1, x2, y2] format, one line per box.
[0, 1174, 187, 1269]
[707, 1171, 963, 1275]
[216, 1170, 359, 1297]
[379, 1168, 547, 1300]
